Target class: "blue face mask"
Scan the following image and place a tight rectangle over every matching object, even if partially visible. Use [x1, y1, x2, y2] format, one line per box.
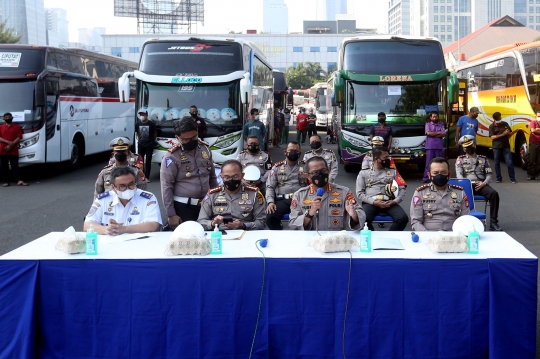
[254, 115, 260, 120]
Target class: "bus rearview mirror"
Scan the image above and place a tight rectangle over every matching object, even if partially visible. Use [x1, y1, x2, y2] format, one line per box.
[35, 79, 46, 107]
[118, 72, 133, 103]
[334, 72, 344, 104]
[447, 72, 459, 105]
[240, 72, 252, 104]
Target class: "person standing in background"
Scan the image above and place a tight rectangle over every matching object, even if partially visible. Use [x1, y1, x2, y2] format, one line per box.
[273, 108, 283, 148]
[369, 112, 393, 151]
[455, 107, 479, 155]
[243, 108, 267, 151]
[0, 113, 28, 187]
[306, 108, 317, 139]
[135, 109, 157, 182]
[489, 112, 516, 183]
[281, 108, 291, 144]
[296, 107, 308, 145]
[422, 111, 446, 183]
[180, 105, 207, 140]
[527, 111, 540, 180]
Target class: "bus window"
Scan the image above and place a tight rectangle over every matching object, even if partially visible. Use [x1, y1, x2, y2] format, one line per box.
[45, 80, 58, 141]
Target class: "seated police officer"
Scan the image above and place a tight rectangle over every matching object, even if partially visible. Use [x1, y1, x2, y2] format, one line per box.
[410, 157, 470, 231]
[289, 157, 366, 230]
[198, 160, 266, 231]
[456, 135, 502, 231]
[85, 166, 162, 235]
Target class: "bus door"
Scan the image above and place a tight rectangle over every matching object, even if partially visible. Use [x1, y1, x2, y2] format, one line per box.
[446, 79, 468, 159]
[44, 79, 61, 162]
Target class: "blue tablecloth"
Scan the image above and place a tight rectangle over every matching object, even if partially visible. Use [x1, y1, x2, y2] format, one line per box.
[0, 232, 537, 358]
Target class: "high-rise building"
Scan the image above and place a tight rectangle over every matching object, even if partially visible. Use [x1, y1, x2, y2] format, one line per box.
[0, 0, 47, 45]
[263, 0, 288, 34]
[78, 27, 106, 51]
[326, 0, 347, 21]
[388, 0, 410, 35]
[45, 8, 69, 47]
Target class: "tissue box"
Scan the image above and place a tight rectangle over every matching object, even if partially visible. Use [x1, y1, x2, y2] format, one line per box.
[426, 234, 468, 253]
[309, 231, 359, 253]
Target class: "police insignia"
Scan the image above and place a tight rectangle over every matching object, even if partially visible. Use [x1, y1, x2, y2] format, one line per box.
[346, 192, 357, 205]
[464, 195, 469, 208]
[330, 197, 341, 203]
[451, 192, 457, 199]
[332, 219, 339, 225]
[259, 156, 263, 160]
[242, 193, 248, 200]
[140, 192, 152, 199]
[97, 192, 110, 200]
[147, 201, 156, 206]
[413, 196, 421, 207]
[331, 209, 340, 215]
[257, 191, 264, 205]
[87, 206, 98, 217]
[165, 157, 173, 168]
[303, 199, 312, 205]
[202, 151, 209, 159]
[331, 191, 341, 196]
[291, 200, 298, 209]
[131, 207, 140, 215]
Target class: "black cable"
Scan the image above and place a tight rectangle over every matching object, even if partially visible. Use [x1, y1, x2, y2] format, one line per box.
[342, 250, 352, 359]
[249, 240, 267, 359]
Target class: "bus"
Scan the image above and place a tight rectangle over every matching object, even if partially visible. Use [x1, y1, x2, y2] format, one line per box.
[309, 82, 328, 128]
[454, 41, 540, 169]
[0, 44, 137, 168]
[118, 37, 274, 163]
[273, 70, 287, 109]
[327, 35, 459, 172]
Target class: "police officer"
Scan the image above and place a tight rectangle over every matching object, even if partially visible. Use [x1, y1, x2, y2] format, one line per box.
[237, 136, 272, 194]
[107, 136, 145, 173]
[361, 136, 385, 170]
[160, 118, 218, 230]
[265, 141, 308, 230]
[289, 157, 366, 231]
[95, 138, 147, 197]
[410, 157, 470, 231]
[456, 135, 502, 231]
[356, 146, 409, 231]
[303, 134, 338, 183]
[198, 160, 266, 231]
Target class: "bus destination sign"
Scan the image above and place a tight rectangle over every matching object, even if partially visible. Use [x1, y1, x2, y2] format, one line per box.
[0, 52, 22, 67]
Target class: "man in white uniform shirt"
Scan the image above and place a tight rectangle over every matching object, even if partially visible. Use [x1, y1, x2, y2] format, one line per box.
[84, 166, 162, 235]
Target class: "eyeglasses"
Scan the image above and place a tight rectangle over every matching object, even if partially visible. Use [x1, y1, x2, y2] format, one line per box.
[178, 135, 198, 144]
[308, 170, 329, 176]
[113, 182, 136, 191]
[222, 175, 241, 181]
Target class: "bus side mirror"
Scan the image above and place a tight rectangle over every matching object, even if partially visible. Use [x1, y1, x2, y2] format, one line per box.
[240, 72, 252, 104]
[35, 79, 46, 107]
[448, 72, 459, 104]
[118, 72, 133, 103]
[334, 72, 344, 104]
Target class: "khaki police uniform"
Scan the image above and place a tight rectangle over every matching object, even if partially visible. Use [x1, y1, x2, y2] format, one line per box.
[94, 163, 146, 198]
[236, 149, 273, 191]
[108, 152, 144, 172]
[265, 160, 308, 230]
[197, 184, 266, 231]
[410, 183, 470, 231]
[289, 183, 366, 231]
[302, 148, 338, 183]
[356, 167, 409, 231]
[160, 140, 219, 222]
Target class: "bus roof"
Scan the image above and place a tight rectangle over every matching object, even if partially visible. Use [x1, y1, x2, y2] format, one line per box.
[339, 35, 440, 48]
[467, 42, 530, 63]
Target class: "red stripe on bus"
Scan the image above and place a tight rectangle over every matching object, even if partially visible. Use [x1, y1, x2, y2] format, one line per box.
[59, 96, 135, 103]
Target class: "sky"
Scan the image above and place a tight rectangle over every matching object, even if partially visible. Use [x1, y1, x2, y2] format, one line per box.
[43, 0, 388, 42]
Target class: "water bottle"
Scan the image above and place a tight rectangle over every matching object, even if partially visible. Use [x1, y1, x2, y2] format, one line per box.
[360, 223, 371, 253]
[210, 224, 222, 254]
[85, 224, 98, 255]
[468, 226, 479, 254]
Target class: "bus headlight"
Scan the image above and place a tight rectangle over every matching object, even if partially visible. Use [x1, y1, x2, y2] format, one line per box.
[211, 133, 241, 149]
[342, 132, 369, 148]
[19, 134, 40, 149]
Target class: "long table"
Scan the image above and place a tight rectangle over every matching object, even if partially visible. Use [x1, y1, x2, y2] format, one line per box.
[0, 231, 536, 358]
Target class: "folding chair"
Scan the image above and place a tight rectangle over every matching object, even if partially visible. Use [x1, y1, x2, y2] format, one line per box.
[448, 178, 487, 228]
[372, 214, 393, 228]
[473, 194, 489, 216]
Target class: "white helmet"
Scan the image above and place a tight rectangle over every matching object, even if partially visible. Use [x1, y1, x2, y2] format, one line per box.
[452, 215, 485, 236]
[172, 221, 205, 239]
[372, 136, 385, 145]
[243, 165, 261, 181]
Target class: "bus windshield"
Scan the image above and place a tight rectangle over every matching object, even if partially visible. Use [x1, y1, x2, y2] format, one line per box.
[344, 81, 441, 124]
[343, 40, 445, 75]
[140, 81, 241, 126]
[0, 81, 35, 118]
[0, 49, 45, 77]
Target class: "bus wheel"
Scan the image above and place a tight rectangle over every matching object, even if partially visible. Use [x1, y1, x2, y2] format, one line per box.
[69, 138, 84, 169]
[514, 133, 528, 170]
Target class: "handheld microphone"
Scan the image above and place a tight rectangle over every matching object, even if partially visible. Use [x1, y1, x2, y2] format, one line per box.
[259, 239, 268, 247]
[411, 232, 419, 243]
[315, 188, 324, 216]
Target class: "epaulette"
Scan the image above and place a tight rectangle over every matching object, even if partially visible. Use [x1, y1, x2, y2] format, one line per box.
[198, 139, 210, 146]
[263, 150, 269, 154]
[323, 148, 334, 153]
[305, 150, 314, 154]
[97, 192, 110, 200]
[209, 186, 223, 194]
[274, 160, 285, 167]
[102, 163, 113, 169]
[168, 145, 180, 153]
[415, 184, 430, 191]
[238, 149, 247, 154]
[450, 184, 464, 190]
[244, 184, 258, 192]
[139, 191, 153, 199]
[458, 154, 466, 158]
[300, 160, 306, 164]
[477, 154, 486, 158]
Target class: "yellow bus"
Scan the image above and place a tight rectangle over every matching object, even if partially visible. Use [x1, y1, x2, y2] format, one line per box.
[454, 42, 540, 169]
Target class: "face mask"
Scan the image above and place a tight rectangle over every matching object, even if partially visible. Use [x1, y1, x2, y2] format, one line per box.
[380, 158, 391, 168]
[465, 147, 475, 155]
[4, 118, 12, 124]
[114, 152, 128, 162]
[311, 172, 329, 188]
[286, 151, 299, 161]
[182, 139, 198, 151]
[431, 174, 449, 187]
[116, 188, 135, 200]
[254, 115, 260, 120]
[310, 142, 322, 150]
[472, 114, 479, 119]
[247, 144, 259, 153]
[190, 112, 197, 118]
[224, 179, 241, 191]
[378, 118, 386, 123]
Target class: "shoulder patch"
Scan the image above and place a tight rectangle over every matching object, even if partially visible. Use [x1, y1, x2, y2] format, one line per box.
[198, 139, 210, 146]
[305, 150, 314, 154]
[244, 184, 258, 192]
[458, 155, 466, 158]
[238, 149, 247, 155]
[168, 145, 180, 153]
[274, 160, 285, 167]
[139, 191, 153, 199]
[450, 184, 464, 190]
[478, 154, 487, 158]
[103, 164, 113, 169]
[97, 192, 110, 200]
[300, 160, 306, 164]
[324, 148, 334, 153]
[209, 186, 223, 194]
[415, 184, 429, 191]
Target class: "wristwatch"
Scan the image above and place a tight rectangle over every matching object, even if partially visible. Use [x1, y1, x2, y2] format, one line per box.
[305, 211, 314, 220]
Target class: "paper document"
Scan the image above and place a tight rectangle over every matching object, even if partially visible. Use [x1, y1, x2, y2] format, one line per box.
[372, 237, 404, 250]
[99, 233, 157, 244]
[204, 230, 246, 240]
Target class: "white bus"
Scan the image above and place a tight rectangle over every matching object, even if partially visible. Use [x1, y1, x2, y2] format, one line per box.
[309, 82, 328, 128]
[118, 37, 274, 163]
[0, 44, 137, 168]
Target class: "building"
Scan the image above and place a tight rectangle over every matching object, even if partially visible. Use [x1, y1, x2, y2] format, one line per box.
[323, 0, 348, 21]
[45, 8, 68, 47]
[263, 0, 288, 34]
[0, 0, 47, 45]
[303, 19, 356, 34]
[78, 27, 106, 52]
[388, 0, 410, 35]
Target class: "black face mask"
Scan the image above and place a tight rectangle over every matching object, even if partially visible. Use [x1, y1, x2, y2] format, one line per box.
[465, 147, 475, 155]
[431, 174, 449, 187]
[311, 172, 329, 187]
[190, 112, 197, 118]
[378, 118, 386, 124]
[183, 139, 198, 151]
[286, 151, 299, 161]
[224, 179, 242, 191]
[247, 144, 259, 153]
[472, 114, 479, 119]
[114, 152, 127, 162]
[380, 158, 391, 168]
[4, 119, 13, 124]
[310, 142, 322, 150]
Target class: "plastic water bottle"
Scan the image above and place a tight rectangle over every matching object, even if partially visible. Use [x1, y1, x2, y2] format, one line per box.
[468, 226, 479, 254]
[85, 224, 98, 255]
[360, 223, 371, 253]
[210, 224, 222, 254]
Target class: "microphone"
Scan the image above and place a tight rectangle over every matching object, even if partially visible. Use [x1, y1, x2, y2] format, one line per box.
[315, 188, 324, 216]
[411, 232, 419, 243]
[260, 239, 268, 247]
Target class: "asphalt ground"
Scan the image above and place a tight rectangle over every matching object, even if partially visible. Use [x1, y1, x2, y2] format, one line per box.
[0, 128, 539, 355]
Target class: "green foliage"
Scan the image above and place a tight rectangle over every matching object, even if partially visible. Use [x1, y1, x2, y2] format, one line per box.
[0, 19, 21, 44]
[285, 62, 328, 89]
[534, 36, 540, 42]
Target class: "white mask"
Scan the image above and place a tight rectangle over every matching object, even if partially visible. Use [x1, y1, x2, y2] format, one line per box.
[116, 188, 135, 200]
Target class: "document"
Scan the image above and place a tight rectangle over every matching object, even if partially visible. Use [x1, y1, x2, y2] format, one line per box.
[99, 233, 157, 244]
[372, 237, 404, 250]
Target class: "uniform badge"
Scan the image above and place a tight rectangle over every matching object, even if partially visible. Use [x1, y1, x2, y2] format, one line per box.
[299, 167, 304, 172]
[140, 192, 152, 199]
[332, 219, 339, 225]
[241, 213, 249, 218]
[108, 207, 112, 212]
[131, 207, 140, 215]
[291, 200, 298, 209]
[451, 192, 457, 199]
[180, 153, 188, 161]
[324, 155, 329, 159]
[413, 196, 421, 207]
[217, 195, 226, 203]
[165, 157, 173, 168]
[330, 197, 341, 203]
[464, 195, 469, 208]
[427, 212, 433, 219]
[280, 166, 285, 172]
[242, 193, 249, 200]
[386, 171, 391, 175]
[259, 156, 263, 160]
[331, 209, 340, 215]
[346, 192, 357, 205]
[427, 204, 432, 209]
[303, 199, 312, 205]
[202, 151, 209, 159]
[87, 206, 98, 217]
[423, 194, 428, 199]
[331, 192, 341, 196]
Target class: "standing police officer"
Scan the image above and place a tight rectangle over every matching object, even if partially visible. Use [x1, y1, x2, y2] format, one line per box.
[160, 118, 218, 230]
[411, 157, 470, 231]
[236, 136, 273, 194]
[303, 134, 338, 183]
[455, 135, 502, 231]
[265, 141, 308, 230]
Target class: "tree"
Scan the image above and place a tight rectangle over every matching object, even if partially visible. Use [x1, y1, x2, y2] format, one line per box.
[534, 36, 540, 42]
[0, 19, 21, 44]
[285, 62, 328, 89]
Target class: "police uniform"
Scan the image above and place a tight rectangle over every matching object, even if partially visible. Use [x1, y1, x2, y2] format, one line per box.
[361, 152, 375, 170]
[302, 148, 338, 183]
[108, 152, 144, 172]
[265, 160, 308, 230]
[288, 183, 366, 231]
[410, 183, 470, 231]
[94, 162, 147, 198]
[107, 137, 145, 172]
[85, 189, 162, 227]
[236, 149, 273, 191]
[160, 139, 218, 222]
[197, 184, 266, 230]
[356, 167, 409, 231]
